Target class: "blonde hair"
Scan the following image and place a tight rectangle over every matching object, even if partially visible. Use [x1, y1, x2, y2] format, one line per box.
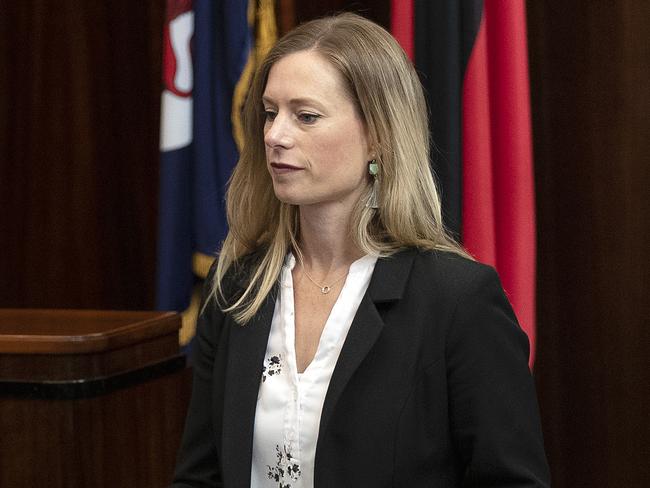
[212, 12, 468, 323]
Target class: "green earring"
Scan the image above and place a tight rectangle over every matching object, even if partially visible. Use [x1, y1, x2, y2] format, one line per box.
[366, 160, 379, 209]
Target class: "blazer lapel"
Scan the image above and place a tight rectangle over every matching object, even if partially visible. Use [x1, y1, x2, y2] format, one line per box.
[317, 249, 416, 448]
[221, 288, 276, 488]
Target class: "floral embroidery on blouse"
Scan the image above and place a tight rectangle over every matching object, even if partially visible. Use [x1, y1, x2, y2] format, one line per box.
[266, 443, 301, 488]
[261, 354, 282, 382]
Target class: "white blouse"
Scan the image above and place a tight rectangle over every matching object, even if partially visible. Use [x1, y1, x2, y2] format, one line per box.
[250, 253, 377, 488]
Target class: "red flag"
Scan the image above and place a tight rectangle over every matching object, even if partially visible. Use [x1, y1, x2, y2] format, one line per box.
[462, 2, 536, 366]
[390, 0, 413, 60]
[392, 1, 537, 366]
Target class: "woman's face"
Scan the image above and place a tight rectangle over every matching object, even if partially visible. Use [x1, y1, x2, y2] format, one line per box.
[262, 50, 371, 211]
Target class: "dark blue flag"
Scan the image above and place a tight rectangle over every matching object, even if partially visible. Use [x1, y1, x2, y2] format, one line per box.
[157, 0, 255, 346]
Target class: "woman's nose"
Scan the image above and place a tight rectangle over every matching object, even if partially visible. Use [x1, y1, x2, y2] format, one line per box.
[264, 115, 293, 149]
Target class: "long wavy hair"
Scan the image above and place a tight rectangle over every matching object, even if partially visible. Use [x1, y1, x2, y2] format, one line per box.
[211, 12, 468, 323]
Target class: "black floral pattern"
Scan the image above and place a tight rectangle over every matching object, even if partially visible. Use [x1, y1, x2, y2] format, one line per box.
[266, 443, 301, 488]
[261, 354, 282, 382]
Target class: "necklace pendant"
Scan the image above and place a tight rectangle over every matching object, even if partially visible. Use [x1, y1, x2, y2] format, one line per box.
[321, 286, 331, 294]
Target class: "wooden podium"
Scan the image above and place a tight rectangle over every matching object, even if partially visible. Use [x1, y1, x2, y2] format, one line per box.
[0, 309, 192, 488]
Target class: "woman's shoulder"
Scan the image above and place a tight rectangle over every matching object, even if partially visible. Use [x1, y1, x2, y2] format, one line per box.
[419, 246, 486, 268]
[402, 248, 523, 343]
[394, 247, 503, 300]
[201, 248, 266, 308]
[405, 247, 495, 281]
[206, 248, 265, 282]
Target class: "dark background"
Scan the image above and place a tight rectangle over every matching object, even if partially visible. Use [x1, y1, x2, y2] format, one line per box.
[1, 1, 648, 486]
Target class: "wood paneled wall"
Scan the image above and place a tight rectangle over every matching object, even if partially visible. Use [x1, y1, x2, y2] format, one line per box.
[0, 1, 165, 310]
[527, 3, 649, 486]
[291, 0, 388, 29]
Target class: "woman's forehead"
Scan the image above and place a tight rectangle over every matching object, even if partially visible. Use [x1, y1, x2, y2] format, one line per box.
[263, 51, 355, 106]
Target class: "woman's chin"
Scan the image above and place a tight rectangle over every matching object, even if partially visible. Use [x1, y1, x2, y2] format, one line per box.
[272, 187, 314, 206]
[273, 192, 306, 206]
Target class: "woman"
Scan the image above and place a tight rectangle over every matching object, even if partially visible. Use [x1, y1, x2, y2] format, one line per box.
[173, 13, 550, 488]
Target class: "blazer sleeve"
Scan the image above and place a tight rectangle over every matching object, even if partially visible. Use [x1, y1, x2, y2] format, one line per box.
[171, 264, 224, 488]
[445, 265, 551, 487]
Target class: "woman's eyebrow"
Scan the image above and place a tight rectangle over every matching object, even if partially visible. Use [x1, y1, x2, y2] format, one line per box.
[262, 95, 326, 109]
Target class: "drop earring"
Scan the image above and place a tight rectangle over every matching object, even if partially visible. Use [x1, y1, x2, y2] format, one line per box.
[366, 160, 379, 209]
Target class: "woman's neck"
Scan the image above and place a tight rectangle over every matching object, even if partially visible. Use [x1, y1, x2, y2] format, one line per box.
[296, 204, 363, 275]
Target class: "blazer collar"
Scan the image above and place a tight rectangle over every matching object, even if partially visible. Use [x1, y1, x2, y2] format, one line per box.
[316, 247, 416, 461]
[367, 247, 417, 302]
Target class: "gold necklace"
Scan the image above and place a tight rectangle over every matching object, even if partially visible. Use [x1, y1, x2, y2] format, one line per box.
[301, 266, 348, 294]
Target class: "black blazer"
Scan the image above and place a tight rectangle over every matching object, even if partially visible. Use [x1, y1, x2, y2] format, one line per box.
[172, 248, 551, 487]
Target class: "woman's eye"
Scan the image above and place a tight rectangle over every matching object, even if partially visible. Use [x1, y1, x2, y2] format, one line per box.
[298, 112, 320, 124]
[264, 109, 277, 121]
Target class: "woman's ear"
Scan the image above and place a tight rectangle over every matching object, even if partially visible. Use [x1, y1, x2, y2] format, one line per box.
[366, 142, 376, 162]
[363, 125, 375, 161]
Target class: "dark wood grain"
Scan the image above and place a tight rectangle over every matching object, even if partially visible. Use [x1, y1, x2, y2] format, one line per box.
[277, 0, 295, 35]
[293, 0, 389, 29]
[527, 2, 650, 487]
[0, 367, 192, 488]
[0, 0, 165, 310]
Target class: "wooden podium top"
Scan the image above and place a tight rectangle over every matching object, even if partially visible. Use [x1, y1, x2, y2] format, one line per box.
[0, 309, 180, 354]
[0, 309, 184, 395]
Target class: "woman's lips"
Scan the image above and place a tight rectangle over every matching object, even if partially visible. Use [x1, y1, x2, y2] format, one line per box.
[270, 162, 304, 175]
